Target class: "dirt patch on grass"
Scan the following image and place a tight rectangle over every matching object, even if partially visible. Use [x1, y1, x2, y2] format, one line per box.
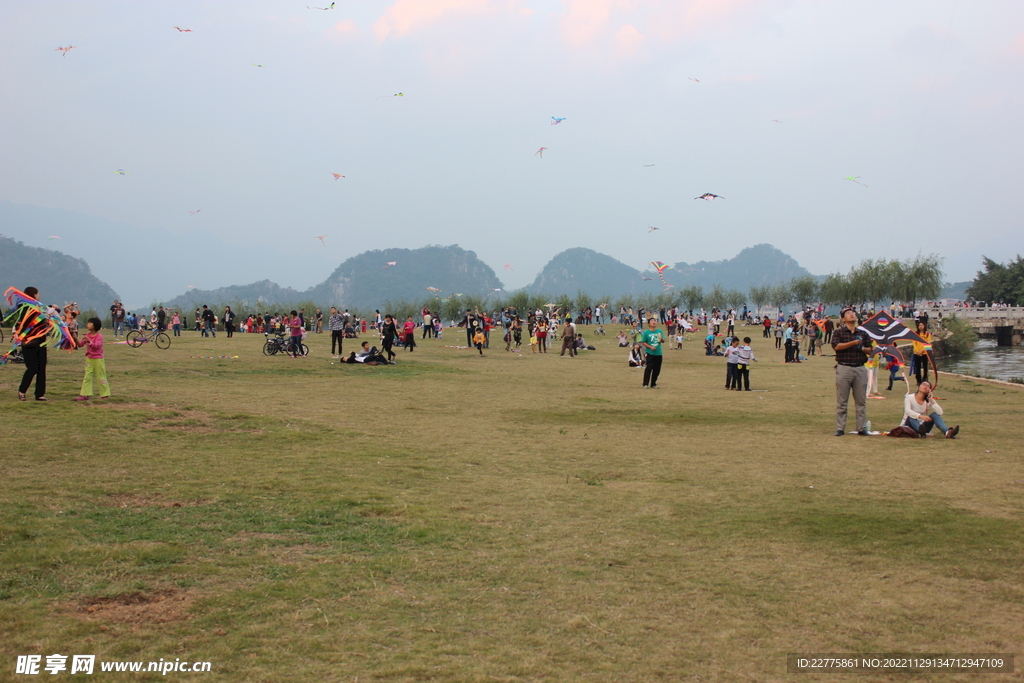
[74, 589, 194, 625]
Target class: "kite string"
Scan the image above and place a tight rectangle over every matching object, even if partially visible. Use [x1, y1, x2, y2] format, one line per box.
[887, 0, 960, 250]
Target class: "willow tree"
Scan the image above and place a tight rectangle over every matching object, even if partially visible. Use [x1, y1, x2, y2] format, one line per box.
[894, 254, 944, 304]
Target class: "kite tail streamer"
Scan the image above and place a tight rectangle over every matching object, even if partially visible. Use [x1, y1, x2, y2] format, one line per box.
[3, 287, 77, 351]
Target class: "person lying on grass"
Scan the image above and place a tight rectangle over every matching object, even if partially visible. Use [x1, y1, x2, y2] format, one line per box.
[344, 342, 390, 365]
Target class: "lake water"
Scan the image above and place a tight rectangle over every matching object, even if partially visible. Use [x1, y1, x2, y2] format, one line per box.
[938, 340, 1024, 382]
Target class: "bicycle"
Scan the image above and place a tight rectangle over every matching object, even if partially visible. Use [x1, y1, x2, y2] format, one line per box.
[263, 332, 307, 357]
[126, 327, 171, 349]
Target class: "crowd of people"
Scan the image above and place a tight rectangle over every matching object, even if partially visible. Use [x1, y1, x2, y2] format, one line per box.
[3, 291, 963, 439]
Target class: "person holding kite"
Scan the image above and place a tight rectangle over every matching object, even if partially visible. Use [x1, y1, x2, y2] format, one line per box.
[831, 307, 873, 436]
[5, 286, 76, 401]
[911, 320, 933, 385]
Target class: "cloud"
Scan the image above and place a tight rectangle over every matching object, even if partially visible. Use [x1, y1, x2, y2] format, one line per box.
[613, 23, 646, 57]
[647, 0, 758, 42]
[560, 0, 613, 46]
[330, 19, 359, 40]
[1009, 31, 1024, 56]
[373, 0, 507, 41]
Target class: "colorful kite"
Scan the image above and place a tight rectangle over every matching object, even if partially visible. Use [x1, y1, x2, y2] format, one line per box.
[307, 2, 335, 9]
[172, 26, 193, 32]
[550, 117, 566, 125]
[383, 261, 397, 269]
[857, 311, 936, 388]
[251, 63, 267, 68]
[314, 235, 327, 246]
[504, 264, 513, 270]
[48, 236, 61, 240]
[648, 225, 660, 233]
[650, 261, 673, 289]
[114, 169, 128, 175]
[535, 147, 547, 158]
[2, 287, 76, 363]
[695, 193, 723, 201]
[845, 176, 868, 187]
[378, 92, 404, 99]
[331, 173, 345, 180]
[426, 287, 442, 293]
[188, 209, 201, 215]
[55, 46, 76, 57]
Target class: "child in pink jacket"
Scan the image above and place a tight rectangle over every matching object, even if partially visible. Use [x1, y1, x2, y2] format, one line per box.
[76, 318, 111, 400]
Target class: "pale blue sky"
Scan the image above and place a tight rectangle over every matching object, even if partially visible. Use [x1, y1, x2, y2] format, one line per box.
[2, 0, 1022, 302]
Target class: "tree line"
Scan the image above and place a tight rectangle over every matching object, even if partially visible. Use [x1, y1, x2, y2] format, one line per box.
[966, 255, 1024, 306]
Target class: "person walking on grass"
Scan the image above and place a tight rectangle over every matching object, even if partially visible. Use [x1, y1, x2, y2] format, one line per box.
[75, 318, 110, 401]
[640, 317, 665, 389]
[381, 315, 398, 362]
[831, 307, 871, 436]
[473, 327, 486, 356]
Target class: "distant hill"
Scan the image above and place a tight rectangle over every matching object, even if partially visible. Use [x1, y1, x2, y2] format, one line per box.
[667, 244, 815, 290]
[940, 281, 970, 301]
[161, 280, 304, 312]
[526, 248, 657, 297]
[307, 245, 503, 310]
[0, 235, 120, 313]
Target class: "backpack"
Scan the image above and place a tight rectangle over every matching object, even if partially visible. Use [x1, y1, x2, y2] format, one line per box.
[886, 425, 919, 438]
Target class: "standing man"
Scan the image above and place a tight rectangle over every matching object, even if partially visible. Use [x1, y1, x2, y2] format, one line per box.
[640, 317, 665, 389]
[559, 318, 576, 357]
[422, 308, 433, 339]
[328, 307, 344, 357]
[156, 306, 167, 331]
[201, 305, 216, 337]
[831, 307, 872, 436]
[459, 309, 477, 348]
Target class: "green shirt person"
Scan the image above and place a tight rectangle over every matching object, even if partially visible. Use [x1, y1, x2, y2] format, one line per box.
[639, 318, 665, 388]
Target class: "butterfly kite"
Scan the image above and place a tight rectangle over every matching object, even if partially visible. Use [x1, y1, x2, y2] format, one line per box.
[314, 235, 327, 246]
[857, 311, 937, 388]
[695, 193, 723, 201]
[307, 2, 335, 8]
[650, 261, 673, 289]
[55, 46, 75, 57]
[172, 26, 193, 32]
[383, 261, 397, 269]
[2, 288, 77, 364]
[535, 147, 547, 158]
[188, 209, 201, 215]
[845, 176, 868, 187]
[331, 173, 345, 180]
[550, 117, 566, 125]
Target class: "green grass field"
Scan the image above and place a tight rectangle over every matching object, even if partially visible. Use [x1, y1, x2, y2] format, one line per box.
[1, 326, 1022, 681]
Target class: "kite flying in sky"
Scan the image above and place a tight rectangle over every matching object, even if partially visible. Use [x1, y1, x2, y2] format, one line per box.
[251, 63, 267, 68]
[640, 274, 654, 281]
[550, 117, 566, 125]
[426, 287, 441, 293]
[307, 2, 335, 9]
[172, 26, 193, 32]
[504, 263, 513, 270]
[650, 261, 673, 288]
[55, 46, 76, 57]
[314, 235, 327, 246]
[331, 173, 345, 180]
[771, 119, 782, 123]
[845, 176, 868, 187]
[695, 193, 723, 201]
[48, 236, 61, 240]
[535, 147, 547, 158]
[643, 164, 655, 167]
[383, 261, 397, 269]
[688, 77, 700, 82]
[188, 209, 201, 215]
[114, 169, 128, 175]
[378, 92, 404, 99]
[647, 225, 659, 233]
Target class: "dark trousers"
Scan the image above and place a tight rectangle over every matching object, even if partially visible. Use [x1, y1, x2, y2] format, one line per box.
[784, 340, 796, 362]
[560, 337, 575, 356]
[226, 322, 235, 338]
[422, 324, 433, 339]
[405, 333, 415, 351]
[735, 364, 750, 390]
[914, 354, 929, 384]
[643, 354, 663, 387]
[775, 336, 782, 349]
[763, 327, 770, 338]
[466, 329, 474, 347]
[726, 363, 738, 388]
[331, 330, 343, 355]
[20, 346, 47, 398]
[383, 339, 395, 360]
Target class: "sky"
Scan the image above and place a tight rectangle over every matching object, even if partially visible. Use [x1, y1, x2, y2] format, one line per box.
[2, 0, 1023, 304]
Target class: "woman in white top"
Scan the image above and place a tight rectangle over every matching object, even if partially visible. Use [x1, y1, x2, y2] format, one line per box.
[901, 381, 959, 438]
